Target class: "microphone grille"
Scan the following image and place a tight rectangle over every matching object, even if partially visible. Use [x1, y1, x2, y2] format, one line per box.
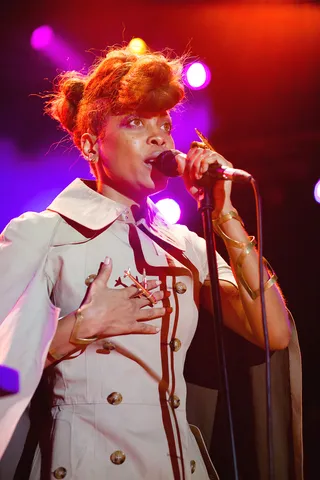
[154, 150, 180, 177]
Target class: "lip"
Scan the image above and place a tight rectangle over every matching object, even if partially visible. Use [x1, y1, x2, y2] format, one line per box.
[143, 150, 166, 166]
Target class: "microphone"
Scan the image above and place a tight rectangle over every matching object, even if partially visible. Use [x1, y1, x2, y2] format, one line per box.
[154, 149, 252, 185]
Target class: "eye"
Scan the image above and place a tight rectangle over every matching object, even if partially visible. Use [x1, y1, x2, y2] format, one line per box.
[162, 121, 173, 133]
[127, 117, 143, 128]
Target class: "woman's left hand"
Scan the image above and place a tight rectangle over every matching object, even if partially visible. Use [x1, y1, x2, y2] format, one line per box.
[176, 144, 234, 215]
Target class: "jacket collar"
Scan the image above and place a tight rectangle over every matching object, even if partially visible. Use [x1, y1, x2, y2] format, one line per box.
[47, 178, 186, 251]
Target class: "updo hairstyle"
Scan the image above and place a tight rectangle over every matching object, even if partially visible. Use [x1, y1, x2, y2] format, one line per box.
[45, 46, 185, 150]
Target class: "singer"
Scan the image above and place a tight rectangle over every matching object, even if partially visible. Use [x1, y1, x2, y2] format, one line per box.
[0, 45, 302, 479]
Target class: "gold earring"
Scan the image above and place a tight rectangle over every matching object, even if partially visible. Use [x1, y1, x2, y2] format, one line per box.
[87, 151, 98, 164]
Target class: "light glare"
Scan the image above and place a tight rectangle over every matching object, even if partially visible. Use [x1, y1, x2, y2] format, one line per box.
[128, 38, 147, 55]
[156, 199, 181, 224]
[30, 25, 54, 50]
[314, 179, 320, 203]
[185, 62, 211, 90]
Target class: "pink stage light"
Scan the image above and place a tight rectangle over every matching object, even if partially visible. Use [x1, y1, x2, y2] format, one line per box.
[314, 179, 320, 204]
[30, 25, 54, 50]
[156, 199, 181, 224]
[184, 62, 211, 90]
[30, 25, 84, 70]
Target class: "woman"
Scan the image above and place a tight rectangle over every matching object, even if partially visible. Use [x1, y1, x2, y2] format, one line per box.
[0, 46, 296, 479]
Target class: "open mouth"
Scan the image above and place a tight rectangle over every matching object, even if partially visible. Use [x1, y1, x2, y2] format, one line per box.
[144, 158, 156, 168]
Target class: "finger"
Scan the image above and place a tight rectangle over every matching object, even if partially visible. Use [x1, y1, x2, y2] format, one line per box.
[175, 153, 186, 175]
[189, 150, 206, 180]
[94, 256, 113, 287]
[138, 306, 169, 320]
[130, 323, 160, 335]
[124, 280, 162, 299]
[199, 157, 210, 175]
[144, 279, 162, 291]
[200, 154, 218, 174]
[135, 290, 166, 307]
[124, 285, 144, 298]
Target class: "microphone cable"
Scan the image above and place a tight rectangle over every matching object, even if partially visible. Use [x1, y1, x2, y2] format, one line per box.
[251, 177, 275, 480]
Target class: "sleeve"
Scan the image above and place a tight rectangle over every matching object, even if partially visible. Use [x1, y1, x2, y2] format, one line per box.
[182, 226, 237, 287]
[0, 211, 61, 458]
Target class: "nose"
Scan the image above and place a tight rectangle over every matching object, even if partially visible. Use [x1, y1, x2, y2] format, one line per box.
[147, 133, 166, 147]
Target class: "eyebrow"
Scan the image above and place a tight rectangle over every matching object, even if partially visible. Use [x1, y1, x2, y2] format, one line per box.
[158, 114, 172, 122]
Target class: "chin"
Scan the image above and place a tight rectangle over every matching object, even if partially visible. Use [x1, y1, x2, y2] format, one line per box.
[151, 171, 168, 189]
[147, 178, 168, 194]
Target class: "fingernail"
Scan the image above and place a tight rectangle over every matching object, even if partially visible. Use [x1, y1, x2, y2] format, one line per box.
[164, 291, 171, 298]
[104, 256, 110, 265]
[155, 327, 160, 333]
[166, 307, 173, 314]
[155, 280, 162, 286]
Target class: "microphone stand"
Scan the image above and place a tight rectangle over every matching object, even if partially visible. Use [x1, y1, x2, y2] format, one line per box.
[198, 186, 239, 480]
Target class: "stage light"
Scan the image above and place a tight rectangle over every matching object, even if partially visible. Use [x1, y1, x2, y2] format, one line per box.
[30, 25, 84, 70]
[128, 38, 147, 55]
[155, 199, 181, 224]
[314, 179, 320, 204]
[30, 25, 54, 50]
[184, 62, 211, 90]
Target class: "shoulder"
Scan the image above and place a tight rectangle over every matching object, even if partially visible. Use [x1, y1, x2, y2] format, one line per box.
[1, 210, 61, 248]
[169, 223, 205, 250]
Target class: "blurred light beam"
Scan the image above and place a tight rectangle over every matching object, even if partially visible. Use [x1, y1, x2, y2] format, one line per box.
[30, 25, 84, 70]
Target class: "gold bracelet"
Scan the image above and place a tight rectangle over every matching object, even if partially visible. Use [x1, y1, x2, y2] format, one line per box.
[237, 257, 278, 300]
[212, 210, 246, 248]
[212, 211, 278, 300]
[69, 308, 99, 346]
[212, 209, 244, 227]
[47, 347, 66, 362]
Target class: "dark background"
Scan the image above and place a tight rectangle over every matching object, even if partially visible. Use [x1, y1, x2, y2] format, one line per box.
[1, 0, 319, 477]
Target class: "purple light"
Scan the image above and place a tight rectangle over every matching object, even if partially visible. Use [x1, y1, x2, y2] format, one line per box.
[314, 179, 320, 203]
[30, 26, 84, 70]
[156, 199, 181, 224]
[184, 62, 211, 90]
[30, 25, 54, 50]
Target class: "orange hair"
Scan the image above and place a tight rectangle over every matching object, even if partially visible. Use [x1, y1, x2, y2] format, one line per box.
[45, 46, 185, 150]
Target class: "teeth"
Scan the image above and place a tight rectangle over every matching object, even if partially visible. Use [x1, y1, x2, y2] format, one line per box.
[145, 158, 155, 164]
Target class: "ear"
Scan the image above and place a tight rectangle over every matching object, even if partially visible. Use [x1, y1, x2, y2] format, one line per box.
[81, 133, 98, 162]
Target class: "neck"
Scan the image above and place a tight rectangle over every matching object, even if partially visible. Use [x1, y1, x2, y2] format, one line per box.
[97, 180, 147, 210]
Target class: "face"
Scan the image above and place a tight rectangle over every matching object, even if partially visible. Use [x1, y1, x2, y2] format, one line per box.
[96, 112, 175, 202]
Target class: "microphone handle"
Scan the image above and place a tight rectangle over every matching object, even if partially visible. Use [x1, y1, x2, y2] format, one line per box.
[205, 165, 252, 184]
[154, 150, 252, 184]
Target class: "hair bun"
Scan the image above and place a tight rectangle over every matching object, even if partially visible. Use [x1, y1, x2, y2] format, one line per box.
[62, 78, 85, 108]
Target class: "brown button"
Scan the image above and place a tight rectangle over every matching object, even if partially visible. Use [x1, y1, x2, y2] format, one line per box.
[190, 460, 196, 474]
[174, 282, 187, 294]
[102, 341, 116, 352]
[169, 395, 180, 409]
[96, 341, 116, 355]
[110, 450, 126, 465]
[107, 392, 123, 405]
[169, 338, 181, 352]
[85, 274, 97, 286]
[53, 467, 67, 479]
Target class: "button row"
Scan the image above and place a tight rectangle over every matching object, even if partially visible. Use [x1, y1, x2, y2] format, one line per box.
[106, 392, 181, 409]
[85, 276, 187, 296]
[53, 457, 196, 474]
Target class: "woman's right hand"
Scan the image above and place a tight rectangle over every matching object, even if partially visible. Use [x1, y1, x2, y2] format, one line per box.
[77, 257, 167, 339]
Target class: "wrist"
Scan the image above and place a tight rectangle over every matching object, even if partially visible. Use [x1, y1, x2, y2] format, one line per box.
[69, 306, 99, 345]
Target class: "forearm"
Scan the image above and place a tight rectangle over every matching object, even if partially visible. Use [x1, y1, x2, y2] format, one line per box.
[215, 208, 291, 350]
